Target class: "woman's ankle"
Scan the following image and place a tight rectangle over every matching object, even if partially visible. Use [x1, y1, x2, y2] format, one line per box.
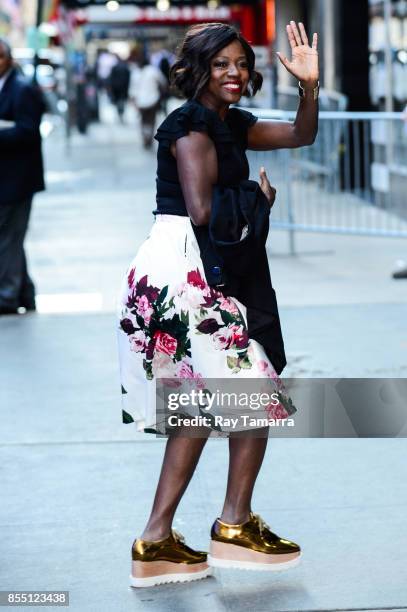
[139, 518, 173, 542]
[219, 508, 251, 525]
[139, 527, 172, 541]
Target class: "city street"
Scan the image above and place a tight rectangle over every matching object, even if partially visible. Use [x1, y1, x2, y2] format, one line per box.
[1, 106, 407, 612]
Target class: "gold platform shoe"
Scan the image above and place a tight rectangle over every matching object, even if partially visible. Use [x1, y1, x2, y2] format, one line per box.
[130, 529, 212, 587]
[208, 512, 301, 571]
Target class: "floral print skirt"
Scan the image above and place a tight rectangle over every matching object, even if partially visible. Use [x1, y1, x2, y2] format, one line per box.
[116, 214, 296, 434]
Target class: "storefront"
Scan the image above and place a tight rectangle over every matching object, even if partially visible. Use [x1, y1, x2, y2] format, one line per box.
[369, 0, 407, 110]
[56, 0, 277, 108]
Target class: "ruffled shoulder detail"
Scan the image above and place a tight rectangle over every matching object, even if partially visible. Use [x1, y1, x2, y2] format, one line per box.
[154, 99, 234, 147]
[228, 106, 258, 127]
[226, 107, 258, 150]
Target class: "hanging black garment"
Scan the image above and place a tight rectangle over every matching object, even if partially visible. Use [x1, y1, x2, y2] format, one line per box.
[192, 179, 287, 375]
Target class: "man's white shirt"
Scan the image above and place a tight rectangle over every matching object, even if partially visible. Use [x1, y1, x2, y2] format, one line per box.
[129, 64, 167, 109]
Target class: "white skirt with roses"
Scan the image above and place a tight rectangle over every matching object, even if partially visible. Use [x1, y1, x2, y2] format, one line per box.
[116, 214, 296, 434]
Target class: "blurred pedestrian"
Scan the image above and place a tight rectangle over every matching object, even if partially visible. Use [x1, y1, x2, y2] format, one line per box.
[0, 38, 45, 315]
[117, 20, 319, 587]
[150, 48, 176, 114]
[96, 49, 117, 92]
[129, 55, 167, 148]
[85, 65, 99, 123]
[108, 56, 130, 122]
[73, 50, 89, 134]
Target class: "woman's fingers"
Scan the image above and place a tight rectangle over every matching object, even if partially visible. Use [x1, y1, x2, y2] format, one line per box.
[287, 20, 314, 48]
[286, 24, 297, 49]
[298, 22, 309, 45]
[259, 166, 268, 181]
[289, 21, 302, 46]
[260, 167, 272, 184]
[259, 166, 277, 206]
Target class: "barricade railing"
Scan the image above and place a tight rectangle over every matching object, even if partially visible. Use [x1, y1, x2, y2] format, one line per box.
[245, 110, 407, 253]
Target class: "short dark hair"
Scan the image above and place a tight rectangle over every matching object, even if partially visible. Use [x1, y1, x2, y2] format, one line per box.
[0, 37, 12, 59]
[169, 23, 263, 100]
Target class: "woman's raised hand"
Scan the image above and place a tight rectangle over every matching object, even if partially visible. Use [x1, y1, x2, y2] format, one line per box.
[259, 166, 276, 208]
[276, 20, 319, 85]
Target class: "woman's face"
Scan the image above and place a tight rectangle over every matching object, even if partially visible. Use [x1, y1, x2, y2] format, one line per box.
[206, 40, 250, 104]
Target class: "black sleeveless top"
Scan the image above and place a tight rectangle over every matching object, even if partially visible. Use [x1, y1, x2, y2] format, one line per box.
[153, 98, 258, 216]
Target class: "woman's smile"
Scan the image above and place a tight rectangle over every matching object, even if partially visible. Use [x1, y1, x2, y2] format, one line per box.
[222, 81, 243, 93]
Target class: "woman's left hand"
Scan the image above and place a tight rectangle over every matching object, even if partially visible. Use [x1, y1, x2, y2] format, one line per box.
[276, 21, 319, 85]
[259, 166, 276, 208]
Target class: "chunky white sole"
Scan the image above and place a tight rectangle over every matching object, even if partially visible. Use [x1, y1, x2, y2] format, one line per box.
[208, 540, 301, 572]
[129, 565, 212, 588]
[207, 553, 301, 571]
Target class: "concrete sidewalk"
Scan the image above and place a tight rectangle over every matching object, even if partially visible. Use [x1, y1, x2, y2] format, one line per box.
[1, 115, 406, 611]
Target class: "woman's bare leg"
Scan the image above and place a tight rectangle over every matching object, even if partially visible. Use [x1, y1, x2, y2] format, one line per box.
[140, 426, 210, 540]
[220, 427, 269, 524]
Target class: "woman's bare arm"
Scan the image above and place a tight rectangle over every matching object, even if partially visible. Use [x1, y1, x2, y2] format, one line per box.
[247, 86, 318, 150]
[173, 131, 218, 226]
[248, 20, 319, 151]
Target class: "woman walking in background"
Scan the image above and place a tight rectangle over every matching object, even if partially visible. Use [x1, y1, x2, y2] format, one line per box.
[130, 54, 168, 149]
[117, 20, 319, 587]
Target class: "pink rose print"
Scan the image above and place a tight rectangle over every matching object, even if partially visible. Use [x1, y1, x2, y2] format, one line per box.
[266, 402, 289, 420]
[218, 297, 239, 315]
[229, 323, 249, 349]
[129, 330, 147, 353]
[176, 362, 206, 390]
[175, 361, 194, 378]
[136, 295, 154, 324]
[212, 327, 234, 350]
[153, 331, 178, 356]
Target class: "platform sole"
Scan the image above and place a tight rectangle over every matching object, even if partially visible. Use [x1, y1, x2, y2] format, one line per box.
[208, 541, 301, 571]
[130, 560, 212, 588]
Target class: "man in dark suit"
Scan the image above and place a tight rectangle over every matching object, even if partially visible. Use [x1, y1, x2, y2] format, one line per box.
[0, 38, 45, 315]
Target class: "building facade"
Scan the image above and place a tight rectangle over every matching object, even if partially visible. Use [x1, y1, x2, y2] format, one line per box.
[275, 0, 406, 111]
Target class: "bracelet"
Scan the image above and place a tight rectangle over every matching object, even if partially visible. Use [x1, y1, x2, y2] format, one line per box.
[298, 80, 319, 101]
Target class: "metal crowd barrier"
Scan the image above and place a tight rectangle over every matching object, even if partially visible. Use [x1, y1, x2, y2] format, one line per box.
[246, 110, 407, 253]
